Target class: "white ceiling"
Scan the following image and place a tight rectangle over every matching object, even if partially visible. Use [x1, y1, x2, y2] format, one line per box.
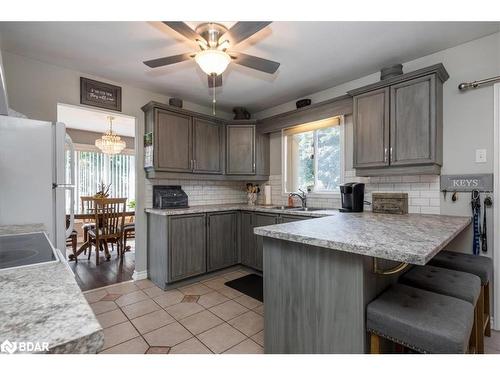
[1, 21, 499, 113]
[58, 104, 135, 137]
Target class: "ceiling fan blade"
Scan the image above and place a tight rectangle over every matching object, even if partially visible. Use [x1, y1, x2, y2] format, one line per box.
[219, 21, 271, 46]
[143, 53, 193, 68]
[230, 52, 280, 74]
[162, 21, 206, 42]
[208, 74, 223, 88]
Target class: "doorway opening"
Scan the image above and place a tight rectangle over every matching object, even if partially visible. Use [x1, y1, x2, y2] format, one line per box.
[57, 103, 136, 291]
[494, 83, 500, 330]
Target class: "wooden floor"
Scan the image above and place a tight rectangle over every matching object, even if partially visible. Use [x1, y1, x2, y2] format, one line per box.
[67, 241, 135, 292]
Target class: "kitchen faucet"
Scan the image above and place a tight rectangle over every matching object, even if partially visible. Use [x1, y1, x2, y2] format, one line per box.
[289, 189, 307, 209]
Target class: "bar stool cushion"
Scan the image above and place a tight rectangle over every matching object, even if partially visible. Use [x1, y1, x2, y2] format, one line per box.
[367, 283, 474, 353]
[429, 251, 493, 285]
[400, 265, 481, 304]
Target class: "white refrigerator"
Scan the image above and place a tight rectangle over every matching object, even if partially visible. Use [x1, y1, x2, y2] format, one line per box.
[0, 116, 75, 253]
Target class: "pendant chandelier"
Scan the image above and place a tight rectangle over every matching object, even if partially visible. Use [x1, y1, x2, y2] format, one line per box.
[95, 116, 126, 155]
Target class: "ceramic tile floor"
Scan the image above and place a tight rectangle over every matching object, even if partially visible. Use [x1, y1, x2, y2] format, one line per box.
[85, 268, 500, 355]
[485, 329, 500, 354]
[85, 268, 264, 354]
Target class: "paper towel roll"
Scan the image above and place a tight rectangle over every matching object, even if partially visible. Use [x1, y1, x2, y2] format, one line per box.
[264, 185, 272, 205]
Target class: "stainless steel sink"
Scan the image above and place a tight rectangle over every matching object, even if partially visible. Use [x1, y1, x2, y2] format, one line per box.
[286, 207, 323, 212]
[270, 206, 323, 212]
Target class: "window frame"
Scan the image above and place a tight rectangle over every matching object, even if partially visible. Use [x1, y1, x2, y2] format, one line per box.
[68, 143, 136, 212]
[281, 116, 345, 197]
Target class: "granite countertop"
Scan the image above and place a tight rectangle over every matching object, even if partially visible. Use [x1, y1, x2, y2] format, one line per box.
[0, 223, 47, 236]
[146, 204, 338, 217]
[253, 212, 471, 265]
[0, 225, 104, 354]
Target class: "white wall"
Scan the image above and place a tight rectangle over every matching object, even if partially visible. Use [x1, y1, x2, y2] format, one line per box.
[1, 50, 229, 278]
[258, 32, 500, 255]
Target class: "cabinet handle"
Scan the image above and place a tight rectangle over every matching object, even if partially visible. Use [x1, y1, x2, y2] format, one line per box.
[194, 160, 197, 170]
[384, 148, 388, 163]
[390, 147, 393, 163]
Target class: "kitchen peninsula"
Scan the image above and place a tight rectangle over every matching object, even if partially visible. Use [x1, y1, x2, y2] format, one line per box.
[253, 212, 471, 354]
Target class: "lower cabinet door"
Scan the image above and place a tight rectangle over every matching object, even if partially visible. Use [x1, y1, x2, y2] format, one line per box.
[168, 214, 207, 282]
[253, 212, 279, 271]
[280, 214, 308, 223]
[207, 211, 238, 271]
[240, 211, 255, 269]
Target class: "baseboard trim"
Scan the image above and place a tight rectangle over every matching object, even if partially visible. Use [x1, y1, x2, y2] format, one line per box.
[132, 270, 148, 281]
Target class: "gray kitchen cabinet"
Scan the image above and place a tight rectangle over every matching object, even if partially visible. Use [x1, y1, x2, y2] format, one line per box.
[193, 117, 224, 174]
[255, 130, 270, 176]
[240, 211, 256, 269]
[155, 109, 192, 172]
[253, 212, 279, 271]
[352, 88, 390, 168]
[168, 214, 207, 282]
[207, 211, 238, 271]
[390, 75, 439, 166]
[348, 64, 448, 176]
[280, 214, 309, 223]
[226, 124, 256, 175]
[143, 102, 269, 181]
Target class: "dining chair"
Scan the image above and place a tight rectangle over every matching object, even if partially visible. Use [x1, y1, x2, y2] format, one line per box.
[87, 198, 127, 265]
[80, 196, 96, 254]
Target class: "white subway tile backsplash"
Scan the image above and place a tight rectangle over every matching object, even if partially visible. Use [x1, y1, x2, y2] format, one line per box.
[420, 191, 440, 198]
[145, 172, 441, 214]
[410, 198, 430, 206]
[420, 206, 440, 215]
[267, 173, 441, 212]
[402, 176, 420, 183]
[419, 175, 440, 183]
[145, 178, 252, 208]
[429, 198, 441, 207]
[411, 182, 431, 191]
[386, 176, 403, 183]
[408, 206, 421, 213]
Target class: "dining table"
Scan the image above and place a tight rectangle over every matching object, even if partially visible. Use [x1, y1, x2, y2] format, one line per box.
[66, 210, 135, 262]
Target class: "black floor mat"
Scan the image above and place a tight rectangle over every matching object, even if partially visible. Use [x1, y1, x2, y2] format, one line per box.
[225, 274, 263, 302]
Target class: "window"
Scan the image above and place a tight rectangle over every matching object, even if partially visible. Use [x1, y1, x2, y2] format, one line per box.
[66, 146, 135, 212]
[283, 116, 343, 193]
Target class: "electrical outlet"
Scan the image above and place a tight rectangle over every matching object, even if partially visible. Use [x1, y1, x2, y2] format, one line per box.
[475, 149, 487, 163]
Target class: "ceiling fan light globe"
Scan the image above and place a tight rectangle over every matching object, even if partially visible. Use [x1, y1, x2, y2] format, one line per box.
[195, 49, 231, 76]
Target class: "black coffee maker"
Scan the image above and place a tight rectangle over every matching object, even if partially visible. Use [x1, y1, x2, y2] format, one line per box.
[339, 183, 365, 212]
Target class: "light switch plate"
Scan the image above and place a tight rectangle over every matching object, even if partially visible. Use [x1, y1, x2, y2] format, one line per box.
[475, 149, 487, 163]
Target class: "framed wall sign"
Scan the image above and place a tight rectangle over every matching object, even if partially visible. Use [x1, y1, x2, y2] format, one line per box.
[80, 77, 122, 111]
[440, 174, 494, 192]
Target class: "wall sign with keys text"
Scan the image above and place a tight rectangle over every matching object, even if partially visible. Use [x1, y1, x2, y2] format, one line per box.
[440, 174, 493, 192]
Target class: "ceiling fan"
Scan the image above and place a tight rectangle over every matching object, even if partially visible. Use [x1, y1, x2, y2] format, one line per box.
[143, 21, 280, 89]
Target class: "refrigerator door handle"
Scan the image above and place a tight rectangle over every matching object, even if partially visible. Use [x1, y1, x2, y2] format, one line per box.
[64, 186, 75, 239]
[65, 133, 76, 186]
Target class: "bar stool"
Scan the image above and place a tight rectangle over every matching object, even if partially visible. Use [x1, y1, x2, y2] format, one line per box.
[367, 283, 474, 354]
[399, 265, 482, 353]
[429, 251, 493, 342]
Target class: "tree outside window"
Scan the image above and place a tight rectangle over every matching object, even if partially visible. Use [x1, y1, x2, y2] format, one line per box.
[284, 117, 343, 193]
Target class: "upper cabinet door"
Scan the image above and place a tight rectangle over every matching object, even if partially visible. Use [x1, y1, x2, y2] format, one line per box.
[390, 75, 436, 166]
[155, 109, 192, 172]
[226, 125, 256, 175]
[192, 118, 223, 174]
[353, 87, 390, 168]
